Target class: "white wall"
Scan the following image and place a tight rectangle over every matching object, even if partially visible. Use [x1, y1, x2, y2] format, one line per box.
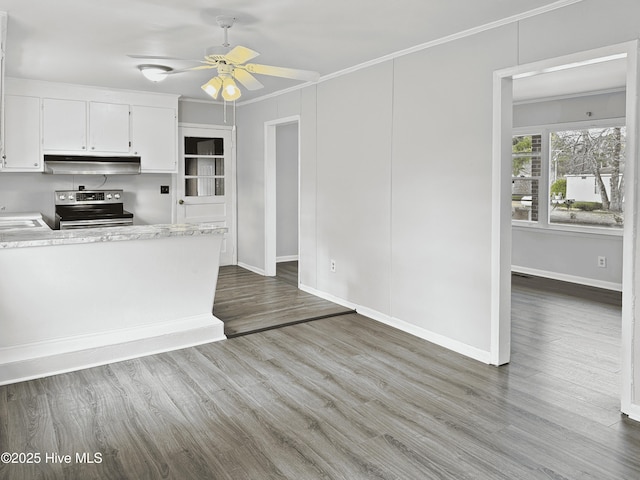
[0, 173, 173, 226]
[179, 100, 229, 125]
[514, 91, 626, 126]
[512, 228, 623, 288]
[233, 0, 640, 397]
[235, 90, 301, 271]
[276, 122, 299, 260]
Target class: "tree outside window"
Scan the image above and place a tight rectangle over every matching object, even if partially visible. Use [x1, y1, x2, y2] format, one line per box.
[550, 127, 625, 229]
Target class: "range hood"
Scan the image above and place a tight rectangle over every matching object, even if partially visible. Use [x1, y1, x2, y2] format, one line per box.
[43, 155, 141, 175]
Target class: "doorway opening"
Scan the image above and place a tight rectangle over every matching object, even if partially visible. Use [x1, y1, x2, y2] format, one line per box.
[492, 41, 638, 417]
[264, 115, 301, 280]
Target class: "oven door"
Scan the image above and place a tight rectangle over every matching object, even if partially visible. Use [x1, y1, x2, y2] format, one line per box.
[58, 217, 134, 230]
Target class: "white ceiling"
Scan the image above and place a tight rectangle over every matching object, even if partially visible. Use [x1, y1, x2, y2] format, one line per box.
[512, 57, 627, 103]
[0, 0, 624, 103]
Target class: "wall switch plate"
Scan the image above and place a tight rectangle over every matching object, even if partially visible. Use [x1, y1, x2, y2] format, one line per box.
[160, 185, 170, 194]
[598, 256, 607, 268]
[330, 259, 336, 273]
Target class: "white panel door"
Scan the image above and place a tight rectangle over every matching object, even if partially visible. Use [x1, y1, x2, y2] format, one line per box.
[177, 125, 235, 266]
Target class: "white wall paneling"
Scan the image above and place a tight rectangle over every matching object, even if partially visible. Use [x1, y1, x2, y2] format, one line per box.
[392, 25, 517, 358]
[236, 91, 302, 271]
[317, 62, 393, 316]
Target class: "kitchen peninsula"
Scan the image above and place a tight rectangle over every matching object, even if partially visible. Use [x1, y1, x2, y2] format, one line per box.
[0, 223, 227, 385]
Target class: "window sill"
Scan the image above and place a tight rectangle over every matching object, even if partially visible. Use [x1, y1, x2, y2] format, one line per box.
[512, 221, 623, 238]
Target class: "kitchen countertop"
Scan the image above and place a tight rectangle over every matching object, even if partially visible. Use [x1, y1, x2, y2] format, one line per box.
[0, 223, 227, 249]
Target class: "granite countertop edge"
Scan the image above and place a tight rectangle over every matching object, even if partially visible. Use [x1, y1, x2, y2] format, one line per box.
[0, 223, 228, 249]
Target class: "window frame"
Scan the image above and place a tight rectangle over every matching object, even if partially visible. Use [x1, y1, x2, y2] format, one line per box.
[512, 117, 625, 237]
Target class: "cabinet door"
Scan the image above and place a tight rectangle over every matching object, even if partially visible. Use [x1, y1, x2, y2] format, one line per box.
[3, 95, 41, 171]
[89, 102, 130, 153]
[131, 105, 177, 172]
[42, 98, 87, 151]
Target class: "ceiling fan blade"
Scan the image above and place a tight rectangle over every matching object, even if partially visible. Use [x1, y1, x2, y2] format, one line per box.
[165, 64, 217, 75]
[244, 63, 319, 82]
[224, 45, 260, 65]
[127, 54, 201, 62]
[234, 69, 264, 91]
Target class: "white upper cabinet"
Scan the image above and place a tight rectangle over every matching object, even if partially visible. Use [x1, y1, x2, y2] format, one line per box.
[42, 98, 87, 151]
[3, 78, 179, 174]
[131, 105, 177, 173]
[88, 102, 130, 153]
[42, 98, 130, 153]
[2, 95, 41, 171]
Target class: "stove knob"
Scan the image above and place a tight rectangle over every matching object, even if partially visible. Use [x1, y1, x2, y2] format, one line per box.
[58, 194, 66, 200]
[106, 194, 113, 200]
[114, 193, 121, 200]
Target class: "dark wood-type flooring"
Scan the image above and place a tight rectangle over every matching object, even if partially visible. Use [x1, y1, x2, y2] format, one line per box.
[214, 262, 353, 337]
[1, 272, 640, 479]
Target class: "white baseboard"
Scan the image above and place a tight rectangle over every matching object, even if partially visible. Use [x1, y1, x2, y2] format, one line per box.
[0, 314, 226, 385]
[624, 402, 640, 423]
[299, 284, 491, 364]
[299, 284, 358, 310]
[277, 255, 299, 263]
[511, 265, 622, 292]
[237, 262, 266, 276]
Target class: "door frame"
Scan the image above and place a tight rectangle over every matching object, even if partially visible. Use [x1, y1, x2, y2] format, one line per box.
[264, 115, 301, 278]
[491, 41, 639, 417]
[175, 122, 237, 265]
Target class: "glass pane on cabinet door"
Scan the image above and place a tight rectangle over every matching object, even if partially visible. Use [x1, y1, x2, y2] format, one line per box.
[184, 157, 225, 197]
[185, 178, 225, 197]
[184, 137, 224, 155]
[185, 157, 222, 176]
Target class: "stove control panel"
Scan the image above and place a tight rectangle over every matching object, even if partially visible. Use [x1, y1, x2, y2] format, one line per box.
[55, 190, 124, 205]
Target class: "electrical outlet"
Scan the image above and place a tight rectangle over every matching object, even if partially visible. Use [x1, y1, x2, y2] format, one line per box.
[160, 185, 170, 194]
[330, 259, 336, 273]
[598, 256, 607, 268]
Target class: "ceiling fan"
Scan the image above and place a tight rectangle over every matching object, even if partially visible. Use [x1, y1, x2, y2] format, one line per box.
[132, 16, 319, 101]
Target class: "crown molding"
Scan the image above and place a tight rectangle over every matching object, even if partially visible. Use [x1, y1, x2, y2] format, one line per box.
[239, 0, 584, 107]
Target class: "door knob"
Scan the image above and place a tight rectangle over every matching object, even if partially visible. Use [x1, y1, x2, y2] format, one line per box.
[179, 199, 184, 205]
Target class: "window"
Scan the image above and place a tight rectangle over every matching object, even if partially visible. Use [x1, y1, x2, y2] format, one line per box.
[549, 127, 625, 229]
[183, 137, 225, 197]
[512, 134, 541, 223]
[512, 123, 625, 232]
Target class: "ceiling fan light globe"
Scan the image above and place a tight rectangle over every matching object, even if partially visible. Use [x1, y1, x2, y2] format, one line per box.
[201, 77, 223, 99]
[138, 64, 171, 82]
[221, 78, 242, 101]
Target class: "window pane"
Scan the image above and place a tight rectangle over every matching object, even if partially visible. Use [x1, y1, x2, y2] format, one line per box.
[185, 178, 225, 197]
[184, 137, 224, 155]
[549, 127, 625, 229]
[185, 157, 222, 176]
[512, 134, 541, 222]
[512, 179, 538, 221]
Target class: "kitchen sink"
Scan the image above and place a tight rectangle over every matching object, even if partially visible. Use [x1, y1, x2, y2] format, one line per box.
[0, 213, 51, 232]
